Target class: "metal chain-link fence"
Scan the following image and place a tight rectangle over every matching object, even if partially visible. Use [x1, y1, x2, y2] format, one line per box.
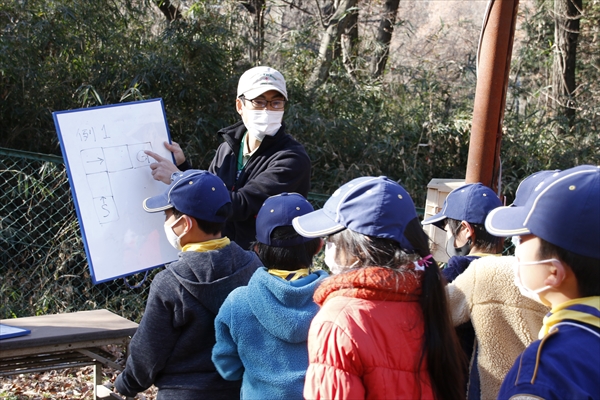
[0, 147, 154, 322]
[0, 147, 330, 322]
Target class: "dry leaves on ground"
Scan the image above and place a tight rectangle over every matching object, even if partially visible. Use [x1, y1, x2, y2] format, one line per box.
[0, 345, 157, 400]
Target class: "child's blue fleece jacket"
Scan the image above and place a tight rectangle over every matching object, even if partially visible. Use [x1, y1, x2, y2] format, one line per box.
[212, 267, 329, 400]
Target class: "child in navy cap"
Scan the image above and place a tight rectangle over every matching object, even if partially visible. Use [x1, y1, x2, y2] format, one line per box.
[422, 182, 503, 282]
[211, 193, 328, 400]
[485, 165, 600, 400]
[292, 176, 466, 400]
[115, 170, 262, 399]
[421, 182, 502, 396]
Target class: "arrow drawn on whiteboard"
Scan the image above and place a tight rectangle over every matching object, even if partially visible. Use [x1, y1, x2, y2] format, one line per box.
[87, 157, 105, 165]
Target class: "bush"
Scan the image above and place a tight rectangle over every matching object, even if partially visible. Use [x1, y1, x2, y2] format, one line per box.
[0, 0, 244, 169]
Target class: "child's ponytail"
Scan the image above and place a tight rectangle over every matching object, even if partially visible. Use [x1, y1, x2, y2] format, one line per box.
[404, 217, 467, 400]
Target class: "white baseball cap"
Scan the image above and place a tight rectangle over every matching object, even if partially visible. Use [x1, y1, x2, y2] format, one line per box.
[237, 66, 287, 100]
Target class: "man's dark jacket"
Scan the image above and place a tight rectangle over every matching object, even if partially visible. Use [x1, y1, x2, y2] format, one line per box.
[208, 121, 311, 249]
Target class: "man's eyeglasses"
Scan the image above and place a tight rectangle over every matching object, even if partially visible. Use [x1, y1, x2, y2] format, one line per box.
[240, 95, 286, 110]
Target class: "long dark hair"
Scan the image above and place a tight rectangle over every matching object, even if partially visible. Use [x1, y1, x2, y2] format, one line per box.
[329, 218, 466, 399]
[403, 217, 467, 400]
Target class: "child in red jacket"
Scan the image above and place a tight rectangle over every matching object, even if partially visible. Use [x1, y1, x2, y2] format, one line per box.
[293, 176, 466, 400]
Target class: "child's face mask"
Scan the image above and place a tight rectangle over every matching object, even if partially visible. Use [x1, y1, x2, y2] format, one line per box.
[445, 223, 472, 257]
[446, 236, 472, 257]
[324, 242, 358, 274]
[512, 259, 563, 305]
[164, 215, 186, 250]
[512, 235, 565, 305]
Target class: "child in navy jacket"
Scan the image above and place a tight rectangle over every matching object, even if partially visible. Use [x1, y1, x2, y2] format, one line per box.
[486, 165, 600, 400]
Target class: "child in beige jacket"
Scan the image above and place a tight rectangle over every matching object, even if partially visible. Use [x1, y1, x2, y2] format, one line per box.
[446, 171, 560, 399]
[447, 256, 549, 399]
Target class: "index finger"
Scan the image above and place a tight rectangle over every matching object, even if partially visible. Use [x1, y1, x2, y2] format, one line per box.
[145, 150, 166, 163]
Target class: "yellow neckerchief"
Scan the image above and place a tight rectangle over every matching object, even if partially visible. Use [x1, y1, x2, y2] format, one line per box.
[268, 268, 310, 281]
[182, 237, 230, 253]
[540, 296, 600, 339]
[469, 252, 501, 258]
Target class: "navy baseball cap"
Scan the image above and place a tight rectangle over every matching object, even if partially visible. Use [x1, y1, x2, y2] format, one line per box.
[485, 165, 600, 259]
[512, 170, 561, 207]
[292, 176, 417, 250]
[143, 170, 231, 223]
[256, 193, 314, 247]
[421, 182, 502, 228]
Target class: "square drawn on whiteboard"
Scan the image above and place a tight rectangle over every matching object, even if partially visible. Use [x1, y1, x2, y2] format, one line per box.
[128, 142, 154, 168]
[93, 196, 119, 224]
[86, 172, 113, 199]
[81, 147, 107, 175]
[103, 145, 133, 172]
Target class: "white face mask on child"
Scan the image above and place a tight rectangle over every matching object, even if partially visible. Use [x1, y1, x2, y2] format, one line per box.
[324, 242, 358, 275]
[243, 109, 283, 142]
[512, 259, 561, 304]
[164, 216, 185, 250]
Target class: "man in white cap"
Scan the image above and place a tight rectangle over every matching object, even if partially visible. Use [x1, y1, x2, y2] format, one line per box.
[145, 66, 311, 249]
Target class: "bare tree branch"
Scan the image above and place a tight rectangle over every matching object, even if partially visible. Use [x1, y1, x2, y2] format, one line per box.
[154, 0, 182, 21]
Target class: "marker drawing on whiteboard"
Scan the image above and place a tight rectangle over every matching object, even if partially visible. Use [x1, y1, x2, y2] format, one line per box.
[76, 127, 96, 142]
[82, 142, 154, 224]
[100, 197, 111, 218]
[86, 157, 105, 165]
[101, 124, 110, 139]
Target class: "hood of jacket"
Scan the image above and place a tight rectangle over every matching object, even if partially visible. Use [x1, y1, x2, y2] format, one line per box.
[247, 268, 328, 343]
[167, 241, 262, 314]
[314, 266, 423, 306]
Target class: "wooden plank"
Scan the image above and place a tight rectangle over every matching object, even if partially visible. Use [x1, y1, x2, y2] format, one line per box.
[0, 336, 130, 358]
[0, 310, 138, 353]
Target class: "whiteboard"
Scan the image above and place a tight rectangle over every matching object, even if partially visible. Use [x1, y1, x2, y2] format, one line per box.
[54, 99, 179, 284]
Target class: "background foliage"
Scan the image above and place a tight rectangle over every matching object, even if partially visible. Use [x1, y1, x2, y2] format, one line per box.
[1, 0, 599, 320]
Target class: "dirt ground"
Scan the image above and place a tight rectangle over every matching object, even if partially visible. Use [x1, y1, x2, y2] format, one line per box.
[0, 345, 157, 400]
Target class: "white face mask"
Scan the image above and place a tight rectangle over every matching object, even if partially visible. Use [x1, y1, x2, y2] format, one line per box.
[324, 242, 358, 275]
[513, 258, 562, 304]
[243, 109, 283, 142]
[164, 216, 185, 250]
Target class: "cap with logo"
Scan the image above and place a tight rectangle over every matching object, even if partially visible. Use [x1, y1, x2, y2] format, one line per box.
[421, 182, 502, 228]
[292, 176, 417, 250]
[256, 193, 314, 247]
[485, 165, 600, 259]
[143, 170, 231, 223]
[237, 66, 287, 100]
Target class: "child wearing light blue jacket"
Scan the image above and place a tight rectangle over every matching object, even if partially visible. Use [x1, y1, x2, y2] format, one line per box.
[212, 193, 327, 399]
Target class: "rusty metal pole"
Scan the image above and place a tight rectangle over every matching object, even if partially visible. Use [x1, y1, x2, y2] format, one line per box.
[465, 0, 519, 191]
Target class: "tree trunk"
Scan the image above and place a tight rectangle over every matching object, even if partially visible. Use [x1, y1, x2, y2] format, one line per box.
[155, 0, 182, 21]
[306, 0, 358, 90]
[552, 0, 582, 134]
[371, 0, 401, 78]
[243, 0, 266, 64]
[341, 5, 359, 82]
